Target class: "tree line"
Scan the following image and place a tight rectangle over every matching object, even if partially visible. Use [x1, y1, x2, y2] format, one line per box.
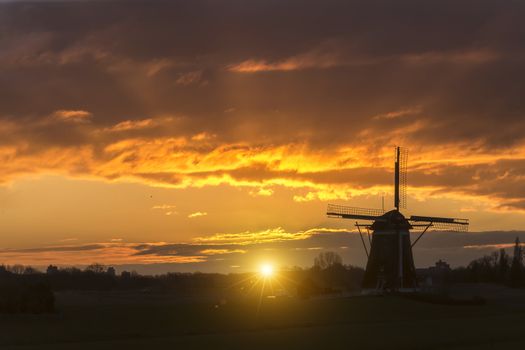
[0, 238, 523, 313]
[448, 238, 524, 287]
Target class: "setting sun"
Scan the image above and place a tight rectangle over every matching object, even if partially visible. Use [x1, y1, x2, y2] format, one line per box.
[260, 264, 274, 278]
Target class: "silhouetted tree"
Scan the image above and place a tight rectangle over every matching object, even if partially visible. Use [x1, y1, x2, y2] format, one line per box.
[509, 237, 523, 288]
[314, 251, 343, 270]
[497, 249, 510, 282]
[9, 264, 25, 275]
[85, 263, 106, 274]
[23, 266, 40, 275]
[467, 253, 500, 282]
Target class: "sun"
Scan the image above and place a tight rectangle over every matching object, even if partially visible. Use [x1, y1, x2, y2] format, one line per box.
[259, 263, 274, 278]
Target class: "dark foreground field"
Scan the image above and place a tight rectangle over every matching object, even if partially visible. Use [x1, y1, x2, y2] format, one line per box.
[1, 285, 524, 349]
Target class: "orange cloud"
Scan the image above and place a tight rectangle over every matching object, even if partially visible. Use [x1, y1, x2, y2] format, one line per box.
[175, 70, 205, 85]
[152, 204, 177, 210]
[372, 106, 422, 120]
[145, 58, 175, 77]
[0, 243, 205, 266]
[188, 211, 207, 218]
[228, 47, 499, 73]
[2, 112, 525, 212]
[463, 243, 525, 249]
[52, 110, 92, 123]
[228, 51, 341, 73]
[401, 48, 499, 65]
[105, 119, 155, 132]
[199, 249, 246, 255]
[195, 227, 348, 245]
[249, 188, 273, 197]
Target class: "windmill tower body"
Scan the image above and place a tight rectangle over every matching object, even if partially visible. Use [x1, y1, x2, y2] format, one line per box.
[327, 147, 469, 293]
[363, 148, 416, 290]
[363, 211, 417, 290]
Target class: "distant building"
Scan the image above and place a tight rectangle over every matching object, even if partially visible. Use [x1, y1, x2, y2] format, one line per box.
[107, 267, 116, 276]
[433, 259, 451, 272]
[416, 260, 451, 288]
[46, 265, 59, 275]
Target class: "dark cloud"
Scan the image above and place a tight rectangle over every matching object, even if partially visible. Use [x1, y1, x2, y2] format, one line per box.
[2, 0, 525, 210]
[132, 243, 243, 257]
[1, 244, 105, 253]
[2, 1, 525, 143]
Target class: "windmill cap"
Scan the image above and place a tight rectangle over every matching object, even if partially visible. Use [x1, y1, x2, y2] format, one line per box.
[371, 209, 413, 230]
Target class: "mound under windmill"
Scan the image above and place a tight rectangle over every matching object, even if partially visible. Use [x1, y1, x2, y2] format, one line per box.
[327, 147, 469, 292]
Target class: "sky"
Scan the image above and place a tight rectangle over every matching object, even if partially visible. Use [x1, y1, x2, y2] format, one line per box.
[1, 0, 525, 274]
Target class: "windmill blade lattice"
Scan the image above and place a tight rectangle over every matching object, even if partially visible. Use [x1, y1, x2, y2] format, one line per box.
[398, 147, 408, 209]
[327, 204, 384, 221]
[409, 215, 469, 232]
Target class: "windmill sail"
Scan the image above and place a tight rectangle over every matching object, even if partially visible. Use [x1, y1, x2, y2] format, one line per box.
[327, 204, 384, 221]
[409, 215, 469, 232]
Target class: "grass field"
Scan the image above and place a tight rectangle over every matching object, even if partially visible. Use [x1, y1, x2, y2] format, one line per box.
[1, 286, 524, 349]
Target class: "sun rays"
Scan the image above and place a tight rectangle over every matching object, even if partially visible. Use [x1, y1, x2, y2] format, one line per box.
[259, 263, 274, 278]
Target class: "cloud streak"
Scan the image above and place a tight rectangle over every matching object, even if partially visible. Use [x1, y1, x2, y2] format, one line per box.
[52, 110, 92, 124]
[188, 212, 207, 218]
[0, 229, 524, 273]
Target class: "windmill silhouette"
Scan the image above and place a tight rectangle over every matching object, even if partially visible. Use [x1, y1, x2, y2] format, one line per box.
[327, 147, 469, 292]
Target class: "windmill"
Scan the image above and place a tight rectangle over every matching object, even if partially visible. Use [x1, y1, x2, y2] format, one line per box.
[327, 147, 469, 292]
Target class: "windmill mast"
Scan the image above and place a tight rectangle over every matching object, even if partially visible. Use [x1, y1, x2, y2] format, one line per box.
[394, 147, 400, 211]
